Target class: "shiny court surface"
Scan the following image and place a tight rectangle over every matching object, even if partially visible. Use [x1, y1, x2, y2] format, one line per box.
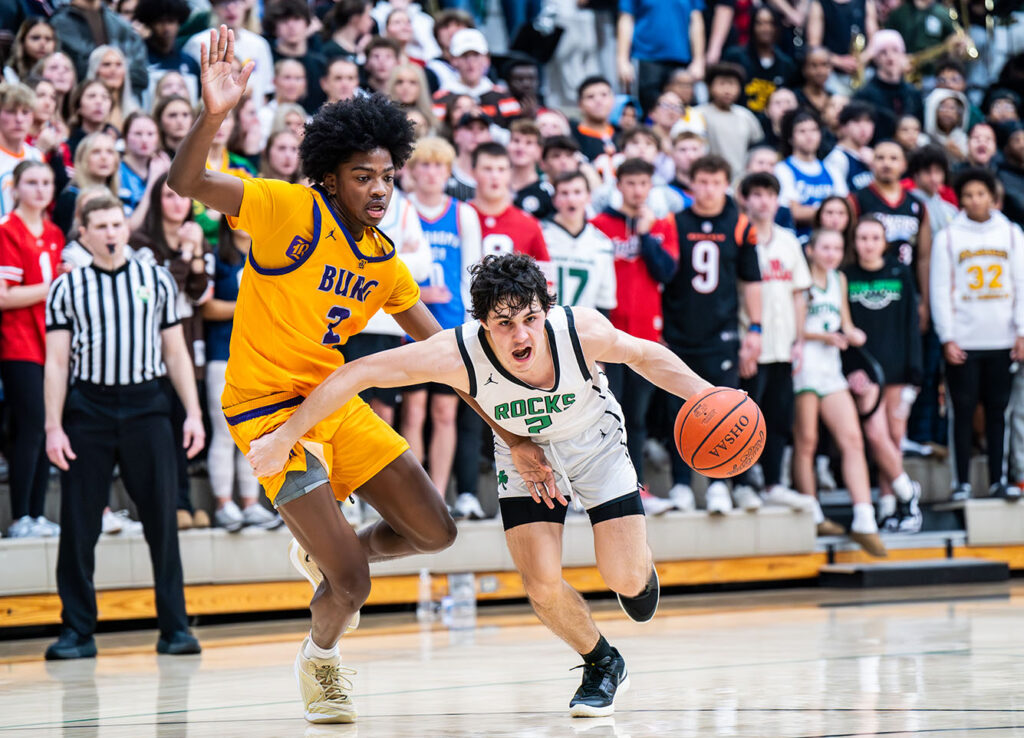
[3, 585, 1024, 737]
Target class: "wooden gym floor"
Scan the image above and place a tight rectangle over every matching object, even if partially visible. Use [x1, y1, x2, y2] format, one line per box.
[3, 583, 1024, 737]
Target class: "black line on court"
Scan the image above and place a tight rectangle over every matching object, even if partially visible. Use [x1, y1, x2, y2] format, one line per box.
[821, 593, 1011, 609]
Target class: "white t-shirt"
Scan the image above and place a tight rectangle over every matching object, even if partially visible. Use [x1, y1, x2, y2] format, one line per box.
[741, 224, 813, 364]
[541, 220, 617, 311]
[0, 144, 42, 218]
[183, 27, 275, 105]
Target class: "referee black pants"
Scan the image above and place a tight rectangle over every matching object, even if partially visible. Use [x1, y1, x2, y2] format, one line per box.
[57, 381, 189, 639]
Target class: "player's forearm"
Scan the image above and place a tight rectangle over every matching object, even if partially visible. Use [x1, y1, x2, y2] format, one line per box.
[167, 111, 229, 202]
[793, 291, 807, 342]
[277, 364, 373, 447]
[456, 389, 521, 448]
[0, 282, 50, 310]
[632, 341, 712, 400]
[705, 6, 731, 62]
[394, 300, 444, 342]
[616, 13, 634, 64]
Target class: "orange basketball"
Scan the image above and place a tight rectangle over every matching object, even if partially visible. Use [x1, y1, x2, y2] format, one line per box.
[674, 387, 765, 479]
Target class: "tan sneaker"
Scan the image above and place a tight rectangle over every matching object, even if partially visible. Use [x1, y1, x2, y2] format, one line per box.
[192, 509, 211, 529]
[850, 531, 888, 558]
[176, 509, 193, 530]
[816, 519, 845, 536]
[288, 539, 359, 632]
[294, 638, 357, 723]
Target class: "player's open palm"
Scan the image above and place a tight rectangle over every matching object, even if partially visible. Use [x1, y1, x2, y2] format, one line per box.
[200, 25, 254, 117]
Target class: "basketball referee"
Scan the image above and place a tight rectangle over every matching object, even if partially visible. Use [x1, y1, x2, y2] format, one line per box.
[42, 194, 205, 660]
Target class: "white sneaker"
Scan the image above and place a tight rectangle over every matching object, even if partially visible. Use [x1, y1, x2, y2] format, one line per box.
[815, 456, 837, 491]
[243, 502, 284, 529]
[454, 492, 486, 520]
[215, 500, 245, 532]
[7, 515, 39, 538]
[102, 509, 123, 535]
[288, 539, 359, 632]
[763, 485, 816, 511]
[33, 516, 60, 537]
[340, 499, 362, 528]
[780, 446, 793, 488]
[640, 488, 675, 515]
[643, 438, 671, 470]
[668, 484, 695, 512]
[732, 485, 762, 512]
[294, 637, 357, 724]
[705, 482, 733, 514]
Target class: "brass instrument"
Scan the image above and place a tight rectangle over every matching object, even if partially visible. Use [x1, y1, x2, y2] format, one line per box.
[907, 7, 978, 84]
[850, 32, 868, 90]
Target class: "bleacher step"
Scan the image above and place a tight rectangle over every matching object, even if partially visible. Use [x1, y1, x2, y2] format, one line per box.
[818, 557, 1008, 588]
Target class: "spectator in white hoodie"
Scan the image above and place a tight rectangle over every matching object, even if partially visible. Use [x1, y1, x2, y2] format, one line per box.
[930, 168, 1024, 502]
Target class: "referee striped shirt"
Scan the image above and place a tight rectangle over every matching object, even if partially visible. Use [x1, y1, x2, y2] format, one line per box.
[45, 260, 180, 386]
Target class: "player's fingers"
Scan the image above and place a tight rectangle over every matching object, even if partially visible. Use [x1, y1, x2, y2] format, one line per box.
[208, 28, 218, 66]
[199, 42, 208, 74]
[225, 26, 235, 63]
[526, 482, 541, 506]
[217, 24, 228, 61]
[535, 480, 555, 509]
[553, 487, 568, 507]
[236, 61, 255, 90]
[64, 442, 77, 461]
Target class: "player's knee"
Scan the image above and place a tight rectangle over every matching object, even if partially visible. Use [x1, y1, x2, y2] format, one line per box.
[415, 512, 457, 553]
[324, 570, 372, 612]
[836, 427, 865, 454]
[522, 571, 563, 607]
[606, 563, 649, 598]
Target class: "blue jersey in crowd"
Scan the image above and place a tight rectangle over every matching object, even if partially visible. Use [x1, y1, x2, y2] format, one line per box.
[417, 197, 465, 330]
[119, 162, 148, 215]
[782, 156, 839, 241]
[205, 252, 245, 362]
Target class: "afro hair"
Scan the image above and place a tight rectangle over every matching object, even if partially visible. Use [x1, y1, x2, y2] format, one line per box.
[299, 94, 415, 185]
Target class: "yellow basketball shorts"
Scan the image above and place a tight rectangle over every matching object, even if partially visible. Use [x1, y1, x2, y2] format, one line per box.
[222, 387, 409, 506]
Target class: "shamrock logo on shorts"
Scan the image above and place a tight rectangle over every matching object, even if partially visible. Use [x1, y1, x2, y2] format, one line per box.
[497, 470, 509, 490]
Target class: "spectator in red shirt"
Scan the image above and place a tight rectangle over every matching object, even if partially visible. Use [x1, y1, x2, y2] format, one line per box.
[0, 160, 66, 538]
[469, 141, 550, 267]
[591, 158, 679, 512]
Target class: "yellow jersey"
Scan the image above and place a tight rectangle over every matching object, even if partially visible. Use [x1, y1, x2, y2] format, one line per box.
[224, 178, 420, 398]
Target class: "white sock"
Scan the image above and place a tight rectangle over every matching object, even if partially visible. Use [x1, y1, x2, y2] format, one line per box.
[891, 473, 914, 502]
[811, 498, 825, 524]
[304, 633, 339, 661]
[851, 503, 878, 534]
[878, 493, 897, 519]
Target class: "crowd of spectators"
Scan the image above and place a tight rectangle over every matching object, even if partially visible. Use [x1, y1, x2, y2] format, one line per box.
[1, 0, 1023, 547]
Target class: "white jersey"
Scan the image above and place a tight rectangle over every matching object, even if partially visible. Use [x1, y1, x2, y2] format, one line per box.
[931, 210, 1024, 351]
[795, 269, 846, 396]
[540, 221, 618, 311]
[456, 305, 622, 442]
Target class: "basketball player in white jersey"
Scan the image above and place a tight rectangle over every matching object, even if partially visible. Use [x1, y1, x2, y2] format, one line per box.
[248, 253, 712, 718]
[541, 171, 618, 313]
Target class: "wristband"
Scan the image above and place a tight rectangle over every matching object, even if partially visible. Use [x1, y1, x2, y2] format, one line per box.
[748, 323, 762, 334]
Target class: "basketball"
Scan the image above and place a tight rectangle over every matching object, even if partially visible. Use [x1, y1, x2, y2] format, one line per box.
[674, 387, 765, 479]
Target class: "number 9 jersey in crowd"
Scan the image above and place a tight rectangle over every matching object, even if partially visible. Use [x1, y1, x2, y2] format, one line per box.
[221, 178, 421, 504]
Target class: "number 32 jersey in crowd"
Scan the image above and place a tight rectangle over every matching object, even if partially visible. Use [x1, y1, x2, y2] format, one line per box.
[665, 199, 762, 353]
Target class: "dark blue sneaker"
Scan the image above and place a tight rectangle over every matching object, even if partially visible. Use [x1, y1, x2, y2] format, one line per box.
[617, 567, 659, 623]
[157, 631, 201, 655]
[45, 629, 97, 660]
[569, 648, 629, 717]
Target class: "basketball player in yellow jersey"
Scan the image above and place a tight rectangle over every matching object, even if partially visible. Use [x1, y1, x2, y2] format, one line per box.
[165, 28, 562, 725]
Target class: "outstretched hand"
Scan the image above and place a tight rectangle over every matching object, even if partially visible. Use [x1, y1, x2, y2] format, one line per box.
[509, 439, 565, 509]
[200, 25, 255, 117]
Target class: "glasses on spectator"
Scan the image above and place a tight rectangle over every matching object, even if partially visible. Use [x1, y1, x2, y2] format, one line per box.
[658, 101, 684, 113]
[212, 0, 244, 6]
[936, 73, 963, 85]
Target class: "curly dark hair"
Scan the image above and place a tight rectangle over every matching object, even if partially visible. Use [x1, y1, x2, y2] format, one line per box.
[470, 253, 555, 321]
[299, 94, 415, 185]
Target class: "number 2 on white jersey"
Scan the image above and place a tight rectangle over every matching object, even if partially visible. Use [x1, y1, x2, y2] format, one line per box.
[691, 241, 720, 294]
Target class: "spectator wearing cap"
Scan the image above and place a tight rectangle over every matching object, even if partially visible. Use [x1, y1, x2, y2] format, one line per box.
[694, 63, 764, 181]
[134, 0, 200, 108]
[431, 28, 521, 127]
[446, 110, 492, 202]
[181, 0, 275, 106]
[425, 9, 474, 93]
[51, 0, 149, 97]
[852, 30, 923, 141]
[615, 0, 706, 119]
[265, 0, 328, 114]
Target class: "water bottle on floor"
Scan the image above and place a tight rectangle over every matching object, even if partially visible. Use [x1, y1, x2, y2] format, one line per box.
[447, 573, 476, 630]
[416, 568, 436, 624]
